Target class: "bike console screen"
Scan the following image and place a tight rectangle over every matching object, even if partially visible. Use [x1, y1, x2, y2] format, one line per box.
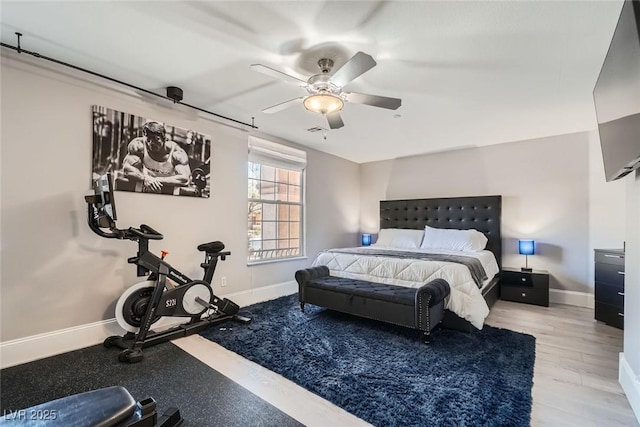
[87, 173, 118, 229]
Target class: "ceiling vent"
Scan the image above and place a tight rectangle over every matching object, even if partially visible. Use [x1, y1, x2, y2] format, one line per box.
[307, 126, 327, 133]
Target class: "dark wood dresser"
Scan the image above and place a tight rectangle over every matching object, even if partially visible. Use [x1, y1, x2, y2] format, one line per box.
[594, 248, 625, 329]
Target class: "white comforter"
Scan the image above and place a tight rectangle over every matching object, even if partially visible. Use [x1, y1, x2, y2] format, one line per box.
[311, 247, 499, 329]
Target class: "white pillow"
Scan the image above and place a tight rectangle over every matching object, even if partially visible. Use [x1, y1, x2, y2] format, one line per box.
[374, 228, 424, 249]
[420, 225, 488, 252]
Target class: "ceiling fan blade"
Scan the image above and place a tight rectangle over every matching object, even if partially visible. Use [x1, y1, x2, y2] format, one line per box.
[250, 64, 308, 87]
[262, 97, 304, 114]
[326, 111, 345, 129]
[345, 92, 402, 110]
[330, 51, 377, 87]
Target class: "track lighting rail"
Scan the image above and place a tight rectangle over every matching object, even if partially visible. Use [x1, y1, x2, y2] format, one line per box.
[1, 33, 257, 129]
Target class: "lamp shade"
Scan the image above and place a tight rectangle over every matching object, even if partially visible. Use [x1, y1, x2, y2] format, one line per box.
[518, 240, 535, 256]
[303, 94, 344, 114]
[361, 233, 372, 246]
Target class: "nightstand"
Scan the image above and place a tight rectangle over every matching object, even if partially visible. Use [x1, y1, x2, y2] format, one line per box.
[500, 267, 549, 307]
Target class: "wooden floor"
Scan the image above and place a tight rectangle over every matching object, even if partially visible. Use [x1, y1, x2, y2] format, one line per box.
[485, 300, 638, 427]
[176, 300, 639, 426]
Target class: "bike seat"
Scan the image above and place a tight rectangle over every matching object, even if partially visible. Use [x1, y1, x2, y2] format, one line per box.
[197, 241, 225, 253]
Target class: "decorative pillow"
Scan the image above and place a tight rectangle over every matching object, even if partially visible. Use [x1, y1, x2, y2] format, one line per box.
[420, 225, 488, 252]
[374, 228, 425, 249]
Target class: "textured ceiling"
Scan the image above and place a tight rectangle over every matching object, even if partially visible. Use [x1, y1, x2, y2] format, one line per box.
[0, 1, 624, 163]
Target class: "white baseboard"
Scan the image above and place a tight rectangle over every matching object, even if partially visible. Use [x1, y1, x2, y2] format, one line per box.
[0, 319, 124, 369]
[619, 352, 640, 423]
[549, 289, 594, 308]
[223, 280, 297, 308]
[0, 280, 297, 369]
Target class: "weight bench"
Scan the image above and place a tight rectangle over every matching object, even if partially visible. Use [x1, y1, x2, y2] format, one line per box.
[295, 266, 450, 340]
[0, 386, 182, 426]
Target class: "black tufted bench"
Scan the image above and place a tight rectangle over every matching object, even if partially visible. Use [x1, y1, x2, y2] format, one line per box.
[295, 266, 450, 340]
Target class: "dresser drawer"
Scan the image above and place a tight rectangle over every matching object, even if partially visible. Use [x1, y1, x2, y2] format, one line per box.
[595, 251, 625, 266]
[501, 285, 549, 307]
[595, 301, 624, 329]
[595, 262, 625, 287]
[595, 282, 624, 309]
[501, 270, 548, 289]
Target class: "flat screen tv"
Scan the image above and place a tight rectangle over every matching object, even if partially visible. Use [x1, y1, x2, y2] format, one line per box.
[593, 0, 640, 182]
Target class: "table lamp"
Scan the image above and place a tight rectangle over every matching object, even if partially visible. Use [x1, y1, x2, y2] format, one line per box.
[361, 233, 372, 246]
[518, 239, 535, 272]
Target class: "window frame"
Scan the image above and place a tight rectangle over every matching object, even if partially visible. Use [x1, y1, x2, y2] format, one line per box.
[247, 138, 306, 265]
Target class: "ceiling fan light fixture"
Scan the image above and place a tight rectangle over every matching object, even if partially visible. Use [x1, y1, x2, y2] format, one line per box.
[303, 94, 344, 114]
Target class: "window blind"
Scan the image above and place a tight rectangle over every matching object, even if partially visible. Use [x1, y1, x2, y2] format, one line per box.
[248, 136, 307, 170]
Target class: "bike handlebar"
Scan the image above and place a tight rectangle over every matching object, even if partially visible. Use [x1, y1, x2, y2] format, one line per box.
[126, 224, 163, 241]
[87, 204, 163, 241]
[87, 205, 120, 239]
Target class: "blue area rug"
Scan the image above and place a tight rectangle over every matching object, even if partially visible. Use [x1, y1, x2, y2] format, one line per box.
[201, 294, 535, 427]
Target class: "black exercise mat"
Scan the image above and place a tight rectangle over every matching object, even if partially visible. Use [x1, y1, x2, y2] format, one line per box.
[0, 341, 302, 427]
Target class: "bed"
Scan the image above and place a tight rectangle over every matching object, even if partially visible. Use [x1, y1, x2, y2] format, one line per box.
[310, 195, 502, 331]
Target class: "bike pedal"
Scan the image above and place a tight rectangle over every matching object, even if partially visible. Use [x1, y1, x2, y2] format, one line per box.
[219, 299, 240, 316]
[234, 315, 252, 324]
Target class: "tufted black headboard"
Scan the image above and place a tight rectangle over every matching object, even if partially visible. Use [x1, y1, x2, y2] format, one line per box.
[380, 195, 502, 268]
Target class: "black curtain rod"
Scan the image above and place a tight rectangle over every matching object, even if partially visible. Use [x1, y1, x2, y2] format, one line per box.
[1, 39, 257, 129]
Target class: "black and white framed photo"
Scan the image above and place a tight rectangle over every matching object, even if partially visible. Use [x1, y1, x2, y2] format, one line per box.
[92, 105, 211, 198]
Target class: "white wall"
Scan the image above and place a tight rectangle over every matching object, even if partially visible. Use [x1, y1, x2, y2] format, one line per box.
[621, 171, 640, 421]
[626, 171, 640, 369]
[360, 131, 626, 295]
[588, 130, 627, 285]
[0, 51, 360, 342]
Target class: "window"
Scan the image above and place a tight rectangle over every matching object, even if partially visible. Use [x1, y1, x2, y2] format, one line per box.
[248, 136, 306, 263]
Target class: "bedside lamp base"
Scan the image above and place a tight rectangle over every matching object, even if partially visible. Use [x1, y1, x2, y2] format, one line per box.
[520, 253, 533, 272]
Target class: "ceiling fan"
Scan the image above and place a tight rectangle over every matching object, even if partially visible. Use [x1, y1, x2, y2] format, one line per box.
[251, 51, 402, 129]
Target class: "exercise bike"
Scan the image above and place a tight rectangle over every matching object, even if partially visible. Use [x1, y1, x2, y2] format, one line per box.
[86, 173, 249, 363]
